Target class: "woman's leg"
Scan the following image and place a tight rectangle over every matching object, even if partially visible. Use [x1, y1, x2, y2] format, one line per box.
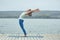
[19, 19, 27, 36]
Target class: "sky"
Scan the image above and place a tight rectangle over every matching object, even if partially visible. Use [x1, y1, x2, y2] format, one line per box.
[0, 0, 60, 11]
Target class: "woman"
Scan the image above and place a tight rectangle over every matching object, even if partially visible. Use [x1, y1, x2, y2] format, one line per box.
[19, 9, 40, 37]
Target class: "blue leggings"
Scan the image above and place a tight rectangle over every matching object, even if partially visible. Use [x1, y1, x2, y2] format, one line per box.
[19, 19, 26, 35]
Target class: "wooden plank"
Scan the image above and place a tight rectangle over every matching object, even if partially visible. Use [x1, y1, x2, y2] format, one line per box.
[0, 34, 60, 40]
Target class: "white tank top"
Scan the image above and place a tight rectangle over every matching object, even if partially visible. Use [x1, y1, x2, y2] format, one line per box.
[19, 12, 30, 19]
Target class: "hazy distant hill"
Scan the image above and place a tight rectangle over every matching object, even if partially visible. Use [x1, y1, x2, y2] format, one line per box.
[0, 11, 60, 19]
[0, 11, 22, 18]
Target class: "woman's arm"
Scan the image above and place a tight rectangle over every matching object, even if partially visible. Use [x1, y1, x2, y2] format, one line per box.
[25, 9, 40, 16]
[25, 11, 33, 15]
[32, 9, 40, 12]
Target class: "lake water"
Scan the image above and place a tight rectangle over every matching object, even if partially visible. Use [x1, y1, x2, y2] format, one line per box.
[0, 18, 60, 34]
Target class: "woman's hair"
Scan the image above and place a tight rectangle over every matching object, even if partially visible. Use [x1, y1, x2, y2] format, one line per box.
[26, 9, 31, 11]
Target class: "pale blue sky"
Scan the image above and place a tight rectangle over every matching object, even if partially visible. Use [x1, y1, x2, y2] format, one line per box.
[0, 0, 60, 11]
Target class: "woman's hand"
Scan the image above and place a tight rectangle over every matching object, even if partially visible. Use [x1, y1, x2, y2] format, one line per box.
[32, 9, 40, 12]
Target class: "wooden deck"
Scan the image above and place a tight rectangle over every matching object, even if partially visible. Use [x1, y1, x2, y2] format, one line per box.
[0, 34, 60, 40]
